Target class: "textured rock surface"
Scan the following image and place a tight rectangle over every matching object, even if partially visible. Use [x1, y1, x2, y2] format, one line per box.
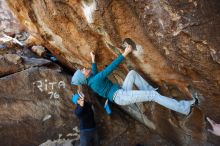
[0, 67, 76, 146]
[0, 0, 24, 34]
[0, 43, 51, 77]
[0, 68, 174, 146]
[6, 0, 220, 145]
[0, 44, 75, 146]
[0, 44, 173, 146]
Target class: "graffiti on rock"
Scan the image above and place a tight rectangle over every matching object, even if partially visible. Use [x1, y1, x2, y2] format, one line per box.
[33, 80, 65, 99]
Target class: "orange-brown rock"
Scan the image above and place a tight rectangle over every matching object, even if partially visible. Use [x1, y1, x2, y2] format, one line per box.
[0, 0, 24, 35]
[0, 45, 173, 146]
[6, 0, 220, 145]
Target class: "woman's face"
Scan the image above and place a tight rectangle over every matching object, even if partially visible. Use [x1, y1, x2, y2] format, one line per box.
[81, 68, 91, 77]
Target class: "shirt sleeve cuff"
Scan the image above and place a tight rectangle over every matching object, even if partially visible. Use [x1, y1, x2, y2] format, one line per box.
[118, 54, 125, 60]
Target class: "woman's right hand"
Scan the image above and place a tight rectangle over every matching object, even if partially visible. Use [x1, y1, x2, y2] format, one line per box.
[122, 45, 132, 57]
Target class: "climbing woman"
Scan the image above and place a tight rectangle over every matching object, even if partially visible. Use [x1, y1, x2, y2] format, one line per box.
[71, 40, 196, 115]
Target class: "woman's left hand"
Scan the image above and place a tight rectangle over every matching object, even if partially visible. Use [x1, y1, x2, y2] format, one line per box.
[90, 51, 95, 63]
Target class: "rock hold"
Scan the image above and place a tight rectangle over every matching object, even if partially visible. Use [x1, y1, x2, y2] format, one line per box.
[31, 45, 46, 57]
[3, 53, 22, 64]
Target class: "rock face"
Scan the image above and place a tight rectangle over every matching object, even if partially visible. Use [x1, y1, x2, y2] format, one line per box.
[0, 44, 173, 146]
[0, 67, 75, 146]
[0, 44, 76, 146]
[0, 0, 24, 35]
[6, 0, 220, 145]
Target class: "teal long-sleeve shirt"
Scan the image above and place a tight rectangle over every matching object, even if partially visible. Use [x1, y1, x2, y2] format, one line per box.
[87, 54, 125, 102]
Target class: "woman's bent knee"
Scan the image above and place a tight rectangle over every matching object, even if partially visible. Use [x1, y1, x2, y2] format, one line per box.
[128, 70, 137, 75]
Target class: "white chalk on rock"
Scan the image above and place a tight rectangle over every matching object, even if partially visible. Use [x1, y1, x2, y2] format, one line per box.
[81, 0, 97, 24]
[0, 34, 24, 46]
[42, 114, 52, 121]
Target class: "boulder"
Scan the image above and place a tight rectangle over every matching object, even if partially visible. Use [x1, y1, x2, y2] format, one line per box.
[31, 45, 46, 57]
[0, 59, 173, 146]
[5, 0, 220, 145]
[0, 44, 51, 77]
[0, 41, 172, 146]
[3, 53, 22, 64]
[0, 66, 75, 146]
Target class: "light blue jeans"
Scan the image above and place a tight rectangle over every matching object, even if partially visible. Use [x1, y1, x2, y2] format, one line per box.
[113, 70, 195, 115]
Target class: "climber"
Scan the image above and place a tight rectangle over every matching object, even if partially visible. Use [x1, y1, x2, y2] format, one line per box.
[72, 91, 99, 146]
[207, 117, 220, 136]
[71, 39, 196, 115]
